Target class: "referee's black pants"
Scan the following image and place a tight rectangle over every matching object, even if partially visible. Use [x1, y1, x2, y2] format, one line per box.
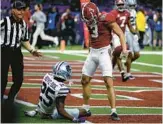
[1, 47, 24, 103]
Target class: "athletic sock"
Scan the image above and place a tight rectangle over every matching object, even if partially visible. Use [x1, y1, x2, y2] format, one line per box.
[82, 104, 90, 112]
[111, 108, 117, 114]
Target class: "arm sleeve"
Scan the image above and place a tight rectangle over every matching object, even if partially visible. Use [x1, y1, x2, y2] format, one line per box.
[57, 86, 70, 97]
[0, 18, 6, 31]
[22, 20, 29, 42]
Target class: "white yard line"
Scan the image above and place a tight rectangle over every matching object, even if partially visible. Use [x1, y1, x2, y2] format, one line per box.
[151, 72, 162, 75]
[24, 57, 36, 60]
[43, 55, 60, 59]
[132, 61, 163, 68]
[149, 79, 163, 83]
[27, 78, 103, 83]
[92, 114, 162, 115]
[65, 106, 162, 109]
[24, 61, 83, 65]
[24, 64, 83, 67]
[8, 82, 41, 85]
[70, 93, 142, 100]
[3, 95, 37, 107]
[130, 68, 140, 72]
[25, 73, 162, 77]
[22, 49, 163, 55]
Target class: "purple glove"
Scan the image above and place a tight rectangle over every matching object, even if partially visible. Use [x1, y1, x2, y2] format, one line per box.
[72, 117, 86, 123]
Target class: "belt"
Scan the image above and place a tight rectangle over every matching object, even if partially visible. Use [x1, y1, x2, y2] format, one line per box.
[90, 45, 111, 51]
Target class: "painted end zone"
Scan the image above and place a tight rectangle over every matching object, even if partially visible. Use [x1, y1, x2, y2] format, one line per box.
[5, 57, 162, 123]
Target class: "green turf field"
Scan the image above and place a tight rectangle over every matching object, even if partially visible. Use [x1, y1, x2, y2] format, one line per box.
[4, 45, 162, 123]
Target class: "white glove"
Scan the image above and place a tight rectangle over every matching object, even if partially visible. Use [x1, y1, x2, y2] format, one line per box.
[24, 109, 38, 117]
[133, 34, 139, 42]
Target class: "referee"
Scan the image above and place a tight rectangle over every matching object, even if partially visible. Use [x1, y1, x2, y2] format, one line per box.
[1, 0, 42, 104]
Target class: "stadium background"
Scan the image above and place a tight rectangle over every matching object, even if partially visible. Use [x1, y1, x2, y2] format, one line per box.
[1, 0, 162, 48]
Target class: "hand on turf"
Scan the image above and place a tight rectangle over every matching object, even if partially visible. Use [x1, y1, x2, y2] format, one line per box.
[30, 50, 42, 57]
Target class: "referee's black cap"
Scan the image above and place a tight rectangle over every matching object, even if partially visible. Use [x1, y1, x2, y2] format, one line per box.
[11, 0, 26, 9]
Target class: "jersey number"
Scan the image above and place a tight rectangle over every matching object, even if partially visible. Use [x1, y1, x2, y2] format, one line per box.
[89, 25, 98, 38]
[39, 82, 55, 107]
[119, 16, 126, 27]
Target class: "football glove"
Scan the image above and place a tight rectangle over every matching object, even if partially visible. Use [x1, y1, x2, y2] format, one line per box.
[72, 117, 86, 123]
[24, 109, 38, 117]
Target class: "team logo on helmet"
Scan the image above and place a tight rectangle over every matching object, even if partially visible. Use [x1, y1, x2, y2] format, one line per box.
[81, 2, 99, 25]
[53, 61, 72, 81]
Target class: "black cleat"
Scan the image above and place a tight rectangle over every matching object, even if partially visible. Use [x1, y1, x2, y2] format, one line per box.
[86, 110, 91, 117]
[111, 112, 120, 121]
[121, 72, 130, 82]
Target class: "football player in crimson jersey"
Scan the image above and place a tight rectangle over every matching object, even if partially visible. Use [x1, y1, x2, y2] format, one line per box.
[81, 2, 128, 121]
[110, 0, 138, 82]
[24, 61, 91, 123]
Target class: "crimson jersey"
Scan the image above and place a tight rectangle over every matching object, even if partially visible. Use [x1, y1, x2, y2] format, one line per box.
[110, 9, 130, 33]
[87, 12, 116, 48]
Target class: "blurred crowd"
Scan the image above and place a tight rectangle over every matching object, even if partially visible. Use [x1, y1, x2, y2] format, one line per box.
[1, 0, 162, 50]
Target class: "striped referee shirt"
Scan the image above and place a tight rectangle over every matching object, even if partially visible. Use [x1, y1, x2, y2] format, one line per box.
[0, 16, 29, 48]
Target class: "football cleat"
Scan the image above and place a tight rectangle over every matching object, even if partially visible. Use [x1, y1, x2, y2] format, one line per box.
[85, 110, 92, 117]
[24, 110, 38, 117]
[111, 112, 120, 121]
[128, 73, 135, 80]
[121, 72, 130, 82]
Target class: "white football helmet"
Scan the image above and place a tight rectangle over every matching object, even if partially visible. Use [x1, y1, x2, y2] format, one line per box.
[126, 0, 137, 9]
[53, 61, 72, 81]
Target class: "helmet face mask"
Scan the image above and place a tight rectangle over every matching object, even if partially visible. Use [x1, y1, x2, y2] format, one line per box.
[117, 4, 125, 11]
[129, 5, 136, 9]
[115, 0, 126, 12]
[53, 61, 72, 81]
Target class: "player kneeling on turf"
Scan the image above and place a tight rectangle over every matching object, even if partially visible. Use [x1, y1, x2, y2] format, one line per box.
[24, 61, 91, 123]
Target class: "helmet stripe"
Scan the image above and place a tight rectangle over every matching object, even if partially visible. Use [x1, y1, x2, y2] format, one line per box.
[56, 61, 64, 71]
[56, 61, 63, 71]
[82, 2, 89, 22]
